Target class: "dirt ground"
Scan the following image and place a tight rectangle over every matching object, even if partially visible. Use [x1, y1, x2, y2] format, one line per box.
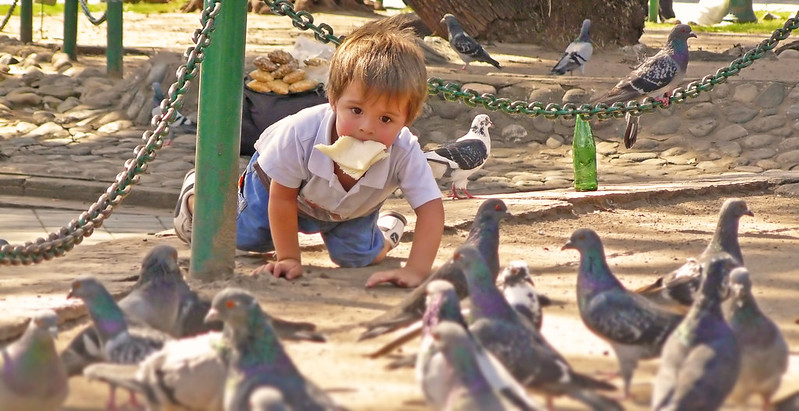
[48, 190, 799, 411]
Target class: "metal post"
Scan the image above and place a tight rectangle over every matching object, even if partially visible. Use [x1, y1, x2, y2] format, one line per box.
[20, 0, 32, 43]
[725, 0, 757, 23]
[63, 0, 78, 60]
[648, 0, 659, 22]
[106, 0, 123, 78]
[190, 0, 248, 281]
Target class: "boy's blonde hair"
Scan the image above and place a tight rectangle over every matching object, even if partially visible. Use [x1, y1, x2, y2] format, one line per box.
[326, 16, 428, 123]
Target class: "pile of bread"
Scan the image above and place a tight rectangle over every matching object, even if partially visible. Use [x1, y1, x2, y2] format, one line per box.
[247, 50, 322, 94]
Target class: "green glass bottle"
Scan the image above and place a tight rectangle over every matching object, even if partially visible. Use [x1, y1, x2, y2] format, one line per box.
[572, 115, 598, 191]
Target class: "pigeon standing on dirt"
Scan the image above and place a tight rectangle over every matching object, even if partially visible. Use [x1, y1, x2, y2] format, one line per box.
[424, 114, 493, 199]
[0, 310, 68, 411]
[496, 260, 546, 330]
[453, 244, 621, 410]
[636, 198, 753, 309]
[152, 81, 196, 145]
[563, 228, 684, 398]
[440, 13, 502, 70]
[598, 24, 696, 148]
[204, 288, 338, 411]
[357, 198, 509, 341]
[726, 267, 789, 409]
[652, 253, 741, 410]
[551, 19, 593, 75]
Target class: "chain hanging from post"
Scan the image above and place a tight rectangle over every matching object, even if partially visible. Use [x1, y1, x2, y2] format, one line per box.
[261, 0, 341, 45]
[0, 0, 223, 266]
[78, 0, 106, 25]
[0, 0, 18, 31]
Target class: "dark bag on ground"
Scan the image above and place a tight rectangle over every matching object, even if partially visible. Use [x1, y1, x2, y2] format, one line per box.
[240, 82, 328, 156]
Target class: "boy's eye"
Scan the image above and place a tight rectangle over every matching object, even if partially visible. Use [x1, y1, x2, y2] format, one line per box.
[380, 116, 392, 124]
[351, 107, 362, 115]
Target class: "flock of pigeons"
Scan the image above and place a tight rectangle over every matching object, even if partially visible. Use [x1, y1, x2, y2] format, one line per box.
[440, 14, 699, 150]
[1, 197, 792, 410]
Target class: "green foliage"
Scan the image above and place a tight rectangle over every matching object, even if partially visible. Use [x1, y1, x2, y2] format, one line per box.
[0, 0, 182, 17]
[645, 11, 796, 34]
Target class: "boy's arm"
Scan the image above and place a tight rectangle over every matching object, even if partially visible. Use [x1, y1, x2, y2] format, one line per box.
[365, 198, 444, 288]
[254, 180, 303, 279]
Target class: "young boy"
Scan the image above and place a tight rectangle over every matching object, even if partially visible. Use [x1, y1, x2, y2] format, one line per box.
[174, 16, 444, 288]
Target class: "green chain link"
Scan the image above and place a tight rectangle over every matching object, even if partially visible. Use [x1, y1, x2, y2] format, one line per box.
[0, 0, 223, 265]
[261, 0, 342, 45]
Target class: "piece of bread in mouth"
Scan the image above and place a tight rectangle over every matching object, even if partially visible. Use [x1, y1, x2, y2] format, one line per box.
[314, 136, 388, 179]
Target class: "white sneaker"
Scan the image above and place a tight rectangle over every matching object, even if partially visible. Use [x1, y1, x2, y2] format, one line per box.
[173, 169, 195, 243]
[377, 211, 407, 250]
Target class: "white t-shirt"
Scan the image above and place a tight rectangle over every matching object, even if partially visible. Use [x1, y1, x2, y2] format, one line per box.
[254, 104, 441, 222]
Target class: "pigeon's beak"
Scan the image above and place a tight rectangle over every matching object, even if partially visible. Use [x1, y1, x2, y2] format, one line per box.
[66, 290, 75, 300]
[204, 307, 220, 324]
[689, 32, 697, 38]
[561, 241, 574, 251]
[745, 210, 754, 217]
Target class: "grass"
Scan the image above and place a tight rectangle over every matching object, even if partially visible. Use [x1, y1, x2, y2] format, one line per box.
[645, 10, 798, 34]
[0, 0, 183, 18]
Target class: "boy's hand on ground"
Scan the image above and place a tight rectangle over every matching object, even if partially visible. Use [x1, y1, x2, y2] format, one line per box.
[252, 258, 303, 280]
[365, 267, 426, 289]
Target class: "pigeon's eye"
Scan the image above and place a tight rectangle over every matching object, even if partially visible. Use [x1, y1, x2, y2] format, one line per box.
[494, 204, 502, 211]
[454, 252, 462, 261]
[73, 282, 81, 290]
[225, 300, 236, 309]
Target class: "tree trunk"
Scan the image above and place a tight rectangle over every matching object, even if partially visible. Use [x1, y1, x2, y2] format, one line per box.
[404, 0, 647, 48]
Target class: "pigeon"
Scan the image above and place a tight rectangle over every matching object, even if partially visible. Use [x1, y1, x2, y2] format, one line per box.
[453, 244, 622, 410]
[357, 198, 509, 341]
[249, 387, 289, 411]
[425, 114, 493, 199]
[550, 19, 593, 76]
[440, 13, 502, 70]
[204, 288, 338, 411]
[0, 310, 68, 411]
[635, 198, 753, 309]
[66, 276, 172, 409]
[82, 331, 228, 411]
[597, 24, 696, 149]
[152, 81, 196, 145]
[416, 281, 540, 410]
[651, 253, 741, 411]
[496, 260, 547, 330]
[726, 267, 789, 409]
[430, 321, 542, 411]
[562, 228, 684, 398]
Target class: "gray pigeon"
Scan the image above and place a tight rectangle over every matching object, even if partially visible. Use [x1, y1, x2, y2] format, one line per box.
[0, 310, 68, 411]
[636, 198, 753, 309]
[431, 321, 542, 411]
[358, 198, 510, 341]
[440, 13, 502, 70]
[597, 24, 696, 148]
[425, 114, 493, 199]
[726, 267, 788, 409]
[496, 260, 546, 330]
[652, 253, 741, 411]
[204, 288, 338, 411]
[551, 19, 593, 75]
[563, 228, 684, 398]
[250, 387, 289, 411]
[416, 281, 540, 410]
[152, 81, 196, 145]
[453, 244, 622, 410]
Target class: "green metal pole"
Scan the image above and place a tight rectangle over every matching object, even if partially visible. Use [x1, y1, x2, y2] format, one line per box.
[63, 0, 78, 60]
[648, 0, 659, 22]
[726, 0, 757, 23]
[106, 0, 123, 78]
[19, 0, 32, 43]
[190, 0, 247, 281]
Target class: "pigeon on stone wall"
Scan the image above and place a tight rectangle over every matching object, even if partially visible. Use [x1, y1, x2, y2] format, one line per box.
[0, 310, 68, 411]
[597, 24, 696, 148]
[551, 19, 593, 76]
[424, 114, 493, 199]
[440, 14, 502, 70]
[152, 81, 196, 145]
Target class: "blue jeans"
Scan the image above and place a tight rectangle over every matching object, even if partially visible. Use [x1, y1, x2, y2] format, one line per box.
[236, 153, 385, 267]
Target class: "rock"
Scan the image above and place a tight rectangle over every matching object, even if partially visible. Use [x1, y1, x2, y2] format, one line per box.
[22, 122, 69, 139]
[528, 87, 563, 104]
[741, 134, 777, 149]
[712, 123, 748, 142]
[683, 102, 715, 119]
[725, 105, 758, 123]
[778, 137, 799, 152]
[532, 116, 554, 134]
[56, 97, 81, 113]
[754, 82, 785, 108]
[428, 98, 469, 120]
[462, 82, 496, 96]
[32, 111, 57, 124]
[662, 152, 697, 165]
[745, 147, 777, 161]
[756, 159, 781, 170]
[562, 89, 588, 104]
[786, 104, 799, 121]
[711, 83, 730, 100]
[788, 86, 799, 101]
[775, 149, 799, 167]
[595, 141, 618, 156]
[778, 50, 799, 60]
[774, 183, 799, 197]
[634, 139, 660, 150]
[619, 152, 658, 162]
[747, 115, 785, 133]
[651, 118, 680, 135]
[502, 124, 529, 143]
[688, 118, 717, 137]
[51, 52, 73, 71]
[5, 92, 42, 107]
[716, 141, 742, 157]
[733, 83, 759, 103]
[545, 135, 564, 148]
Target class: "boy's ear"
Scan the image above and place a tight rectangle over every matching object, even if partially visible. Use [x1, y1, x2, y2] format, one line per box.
[328, 97, 336, 112]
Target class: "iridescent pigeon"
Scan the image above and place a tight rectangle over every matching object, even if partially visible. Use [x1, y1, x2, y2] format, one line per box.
[652, 253, 741, 411]
[440, 13, 502, 70]
[636, 198, 753, 309]
[551, 19, 593, 76]
[358, 198, 509, 341]
[563, 228, 684, 398]
[453, 244, 622, 410]
[425, 114, 493, 199]
[726, 267, 788, 409]
[597, 24, 696, 148]
[205, 288, 338, 411]
[0, 310, 68, 411]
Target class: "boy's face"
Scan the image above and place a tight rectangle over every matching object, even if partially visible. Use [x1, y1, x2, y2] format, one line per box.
[330, 81, 409, 148]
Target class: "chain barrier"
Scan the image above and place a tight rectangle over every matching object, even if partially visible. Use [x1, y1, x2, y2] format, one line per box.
[0, 0, 18, 32]
[78, 0, 106, 26]
[261, 0, 341, 45]
[0, 0, 222, 265]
